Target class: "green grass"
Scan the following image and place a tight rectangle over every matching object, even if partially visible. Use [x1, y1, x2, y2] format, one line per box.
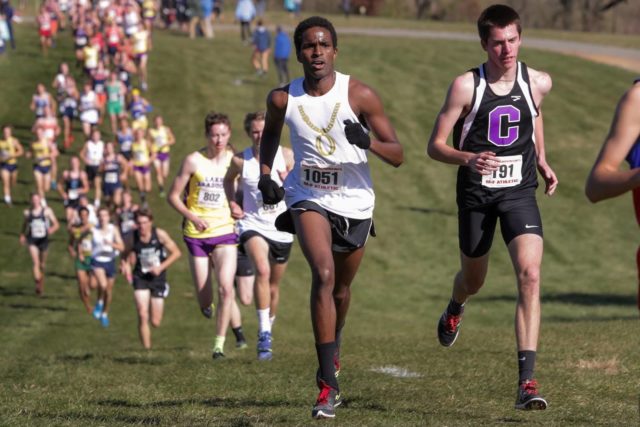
[1, 22, 639, 426]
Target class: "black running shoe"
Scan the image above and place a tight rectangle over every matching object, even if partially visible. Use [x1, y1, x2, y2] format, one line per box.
[212, 351, 225, 360]
[515, 379, 548, 410]
[437, 310, 463, 347]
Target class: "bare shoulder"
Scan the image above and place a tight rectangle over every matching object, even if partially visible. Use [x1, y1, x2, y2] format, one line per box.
[624, 81, 640, 104]
[231, 151, 244, 168]
[181, 151, 202, 171]
[267, 86, 289, 111]
[451, 71, 476, 95]
[348, 77, 379, 103]
[156, 227, 172, 243]
[527, 67, 552, 96]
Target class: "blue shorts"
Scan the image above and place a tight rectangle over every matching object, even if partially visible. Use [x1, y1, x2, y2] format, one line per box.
[1, 163, 17, 172]
[91, 259, 116, 278]
[33, 164, 51, 174]
[62, 106, 76, 119]
[103, 182, 123, 196]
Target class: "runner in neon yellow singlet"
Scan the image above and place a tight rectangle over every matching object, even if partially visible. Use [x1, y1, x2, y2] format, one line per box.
[168, 111, 246, 359]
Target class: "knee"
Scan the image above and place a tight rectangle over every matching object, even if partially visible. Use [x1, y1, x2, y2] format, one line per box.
[150, 317, 161, 328]
[254, 261, 271, 281]
[311, 264, 334, 289]
[517, 266, 540, 295]
[138, 311, 149, 324]
[218, 284, 234, 301]
[333, 284, 350, 303]
[239, 295, 252, 306]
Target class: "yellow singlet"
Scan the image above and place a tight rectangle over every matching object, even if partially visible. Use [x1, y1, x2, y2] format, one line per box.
[0, 137, 17, 165]
[32, 139, 51, 167]
[149, 126, 171, 154]
[131, 139, 151, 166]
[73, 226, 93, 258]
[182, 149, 235, 239]
[132, 30, 148, 55]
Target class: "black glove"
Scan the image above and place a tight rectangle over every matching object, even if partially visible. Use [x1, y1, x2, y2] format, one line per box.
[343, 119, 371, 150]
[258, 174, 285, 205]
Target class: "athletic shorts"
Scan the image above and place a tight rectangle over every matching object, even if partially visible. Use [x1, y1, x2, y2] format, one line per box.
[120, 151, 132, 161]
[39, 28, 52, 38]
[107, 101, 123, 115]
[62, 106, 76, 119]
[133, 165, 150, 174]
[107, 45, 119, 56]
[1, 163, 17, 172]
[283, 200, 375, 253]
[75, 256, 92, 271]
[103, 182, 122, 196]
[33, 164, 51, 174]
[64, 198, 80, 209]
[183, 233, 238, 257]
[86, 165, 99, 182]
[133, 276, 170, 298]
[91, 259, 116, 278]
[236, 243, 254, 277]
[240, 230, 292, 264]
[28, 237, 49, 252]
[458, 195, 543, 258]
[156, 152, 169, 162]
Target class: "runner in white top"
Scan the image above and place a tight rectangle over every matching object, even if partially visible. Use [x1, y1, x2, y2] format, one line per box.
[224, 111, 294, 361]
[91, 207, 125, 327]
[258, 17, 403, 419]
[79, 81, 100, 137]
[80, 128, 105, 206]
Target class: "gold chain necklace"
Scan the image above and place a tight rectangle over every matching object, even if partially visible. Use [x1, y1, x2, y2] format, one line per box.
[298, 102, 341, 157]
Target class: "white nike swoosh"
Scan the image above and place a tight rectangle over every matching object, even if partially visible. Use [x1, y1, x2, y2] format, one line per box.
[525, 225, 539, 229]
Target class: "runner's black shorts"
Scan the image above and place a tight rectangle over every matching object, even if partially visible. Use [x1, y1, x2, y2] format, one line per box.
[289, 200, 375, 253]
[458, 195, 543, 258]
[133, 276, 170, 298]
[236, 243, 254, 277]
[240, 230, 293, 264]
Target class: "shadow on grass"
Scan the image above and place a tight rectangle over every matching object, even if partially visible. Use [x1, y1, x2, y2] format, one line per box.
[30, 410, 161, 425]
[95, 395, 388, 412]
[3, 302, 68, 312]
[58, 353, 95, 363]
[48, 271, 76, 281]
[0, 285, 30, 297]
[476, 292, 636, 307]
[401, 206, 455, 217]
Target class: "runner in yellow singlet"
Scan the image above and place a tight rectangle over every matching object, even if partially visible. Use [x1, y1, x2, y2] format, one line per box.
[131, 128, 154, 204]
[149, 115, 175, 197]
[0, 125, 24, 205]
[168, 112, 246, 359]
[29, 128, 54, 203]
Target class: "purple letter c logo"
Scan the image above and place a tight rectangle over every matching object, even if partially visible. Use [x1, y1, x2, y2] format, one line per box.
[488, 105, 520, 146]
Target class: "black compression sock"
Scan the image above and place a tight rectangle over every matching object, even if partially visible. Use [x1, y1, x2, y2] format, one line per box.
[316, 342, 339, 391]
[518, 350, 536, 383]
[232, 326, 245, 343]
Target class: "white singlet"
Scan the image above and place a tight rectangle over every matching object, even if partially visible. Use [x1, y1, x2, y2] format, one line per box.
[85, 140, 105, 167]
[283, 72, 374, 219]
[238, 146, 293, 243]
[92, 223, 116, 263]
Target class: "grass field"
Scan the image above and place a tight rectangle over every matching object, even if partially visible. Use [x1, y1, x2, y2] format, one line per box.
[0, 18, 639, 426]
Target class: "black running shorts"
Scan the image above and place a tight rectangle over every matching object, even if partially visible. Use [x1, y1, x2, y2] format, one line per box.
[458, 195, 543, 258]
